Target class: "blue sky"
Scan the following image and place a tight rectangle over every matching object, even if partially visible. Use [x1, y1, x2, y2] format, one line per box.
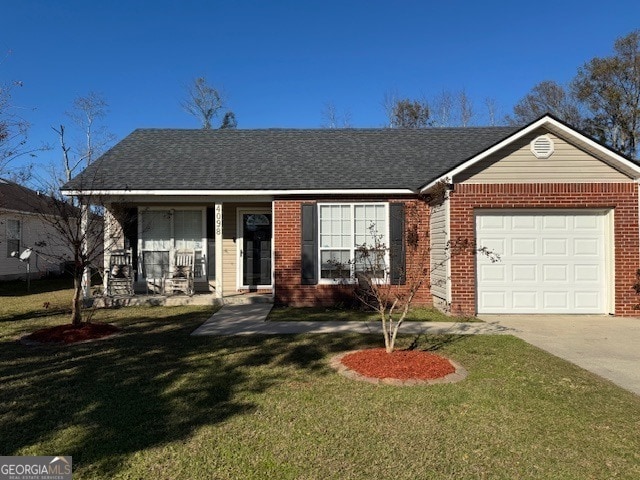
[3, 0, 640, 175]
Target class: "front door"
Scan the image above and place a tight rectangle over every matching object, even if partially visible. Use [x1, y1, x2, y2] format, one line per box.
[240, 212, 272, 287]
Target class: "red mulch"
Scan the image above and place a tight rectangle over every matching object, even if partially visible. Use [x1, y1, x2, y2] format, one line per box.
[341, 348, 456, 380]
[24, 322, 120, 345]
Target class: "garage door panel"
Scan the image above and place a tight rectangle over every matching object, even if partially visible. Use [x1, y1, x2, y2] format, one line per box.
[513, 291, 537, 308]
[479, 238, 505, 255]
[512, 215, 536, 229]
[479, 215, 505, 230]
[543, 264, 568, 282]
[574, 238, 599, 256]
[575, 291, 600, 309]
[574, 215, 599, 230]
[479, 264, 505, 281]
[543, 216, 567, 229]
[512, 264, 536, 281]
[511, 238, 537, 255]
[543, 291, 569, 309]
[481, 291, 506, 309]
[543, 238, 567, 255]
[574, 264, 599, 281]
[476, 211, 607, 314]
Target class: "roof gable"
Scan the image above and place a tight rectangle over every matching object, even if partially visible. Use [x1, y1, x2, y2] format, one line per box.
[420, 115, 640, 192]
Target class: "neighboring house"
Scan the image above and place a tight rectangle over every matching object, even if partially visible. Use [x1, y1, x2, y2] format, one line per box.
[0, 179, 69, 280]
[63, 115, 640, 316]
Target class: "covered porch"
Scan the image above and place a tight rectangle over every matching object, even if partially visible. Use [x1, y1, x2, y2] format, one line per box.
[101, 196, 275, 301]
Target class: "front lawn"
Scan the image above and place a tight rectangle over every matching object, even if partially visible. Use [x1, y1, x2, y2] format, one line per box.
[1, 284, 639, 479]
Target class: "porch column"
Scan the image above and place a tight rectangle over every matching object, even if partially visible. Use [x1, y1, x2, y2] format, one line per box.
[81, 199, 90, 299]
[214, 203, 224, 298]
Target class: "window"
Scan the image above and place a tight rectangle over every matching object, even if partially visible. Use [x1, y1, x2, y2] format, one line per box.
[319, 203, 388, 280]
[6, 219, 21, 258]
[139, 209, 204, 279]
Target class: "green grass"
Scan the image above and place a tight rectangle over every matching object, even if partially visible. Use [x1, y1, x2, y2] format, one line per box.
[1, 280, 640, 479]
[267, 305, 479, 323]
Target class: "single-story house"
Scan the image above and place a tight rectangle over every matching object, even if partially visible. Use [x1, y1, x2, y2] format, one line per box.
[0, 179, 70, 280]
[62, 115, 640, 316]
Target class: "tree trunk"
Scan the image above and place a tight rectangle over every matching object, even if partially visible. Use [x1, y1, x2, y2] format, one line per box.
[71, 273, 83, 326]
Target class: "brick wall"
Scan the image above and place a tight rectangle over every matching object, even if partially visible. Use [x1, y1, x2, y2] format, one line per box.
[273, 198, 433, 307]
[449, 183, 639, 316]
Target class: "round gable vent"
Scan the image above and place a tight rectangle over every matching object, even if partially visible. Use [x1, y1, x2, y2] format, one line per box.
[530, 134, 554, 159]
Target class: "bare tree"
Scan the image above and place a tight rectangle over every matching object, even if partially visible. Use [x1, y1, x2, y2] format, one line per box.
[14, 174, 109, 326]
[321, 101, 352, 128]
[0, 73, 41, 181]
[432, 90, 454, 127]
[350, 192, 498, 353]
[182, 77, 235, 129]
[50, 92, 115, 189]
[485, 97, 500, 126]
[38, 198, 101, 325]
[381, 90, 400, 128]
[457, 89, 475, 127]
[353, 201, 430, 353]
[432, 90, 490, 127]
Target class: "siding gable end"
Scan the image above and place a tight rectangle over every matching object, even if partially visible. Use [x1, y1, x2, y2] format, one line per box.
[455, 128, 634, 184]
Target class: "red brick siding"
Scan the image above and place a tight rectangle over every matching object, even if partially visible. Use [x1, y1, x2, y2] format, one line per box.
[273, 199, 433, 307]
[449, 183, 639, 316]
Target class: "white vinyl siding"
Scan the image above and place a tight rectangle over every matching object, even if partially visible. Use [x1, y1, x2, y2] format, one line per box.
[476, 210, 609, 314]
[430, 200, 449, 301]
[456, 129, 633, 184]
[318, 203, 388, 281]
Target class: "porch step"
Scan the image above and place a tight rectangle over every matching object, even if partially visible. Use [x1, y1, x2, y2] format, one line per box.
[91, 292, 273, 308]
[92, 293, 222, 308]
[222, 293, 274, 306]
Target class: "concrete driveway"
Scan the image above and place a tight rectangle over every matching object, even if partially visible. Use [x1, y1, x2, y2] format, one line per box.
[480, 315, 640, 396]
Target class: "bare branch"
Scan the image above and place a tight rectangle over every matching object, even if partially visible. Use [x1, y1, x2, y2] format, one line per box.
[321, 102, 352, 128]
[182, 77, 233, 129]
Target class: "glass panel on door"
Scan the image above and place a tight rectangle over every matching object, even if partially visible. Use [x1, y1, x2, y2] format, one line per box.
[242, 213, 272, 286]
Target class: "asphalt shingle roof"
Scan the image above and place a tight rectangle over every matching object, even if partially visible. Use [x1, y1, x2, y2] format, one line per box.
[64, 127, 519, 192]
[0, 178, 61, 215]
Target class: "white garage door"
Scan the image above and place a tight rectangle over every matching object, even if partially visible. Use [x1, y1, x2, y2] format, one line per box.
[476, 211, 608, 314]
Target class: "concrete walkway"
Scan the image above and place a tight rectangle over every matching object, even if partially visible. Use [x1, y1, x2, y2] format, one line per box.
[481, 315, 640, 396]
[191, 304, 510, 336]
[192, 306, 640, 396]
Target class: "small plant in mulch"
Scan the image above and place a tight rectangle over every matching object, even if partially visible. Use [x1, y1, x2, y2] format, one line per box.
[23, 322, 120, 345]
[340, 348, 455, 381]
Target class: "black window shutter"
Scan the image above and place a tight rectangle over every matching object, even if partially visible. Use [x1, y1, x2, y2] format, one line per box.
[389, 203, 405, 285]
[301, 203, 318, 285]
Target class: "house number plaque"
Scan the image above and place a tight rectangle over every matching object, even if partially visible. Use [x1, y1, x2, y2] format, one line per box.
[215, 204, 223, 236]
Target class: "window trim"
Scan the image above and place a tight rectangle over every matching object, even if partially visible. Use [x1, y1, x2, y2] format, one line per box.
[317, 202, 390, 284]
[6, 218, 21, 258]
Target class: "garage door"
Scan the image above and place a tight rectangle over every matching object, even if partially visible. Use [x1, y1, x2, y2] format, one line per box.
[476, 211, 608, 314]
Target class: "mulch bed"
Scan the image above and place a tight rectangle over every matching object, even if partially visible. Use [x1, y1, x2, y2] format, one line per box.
[23, 322, 120, 345]
[331, 348, 468, 386]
